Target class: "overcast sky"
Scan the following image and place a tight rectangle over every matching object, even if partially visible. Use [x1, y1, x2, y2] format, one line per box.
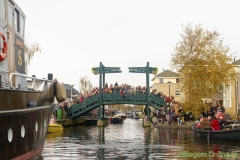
[17, 0, 240, 91]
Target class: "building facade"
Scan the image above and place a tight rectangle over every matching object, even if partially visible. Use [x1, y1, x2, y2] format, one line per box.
[151, 70, 183, 103]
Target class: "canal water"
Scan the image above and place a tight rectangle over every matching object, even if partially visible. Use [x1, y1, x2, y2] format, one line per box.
[42, 118, 240, 160]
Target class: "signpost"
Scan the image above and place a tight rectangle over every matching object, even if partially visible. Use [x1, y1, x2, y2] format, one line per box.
[129, 62, 158, 127]
[92, 62, 122, 126]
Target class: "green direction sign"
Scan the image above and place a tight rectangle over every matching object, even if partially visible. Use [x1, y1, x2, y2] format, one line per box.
[149, 67, 158, 75]
[92, 67, 122, 75]
[128, 67, 158, 75]
[128, 67, 146, 73]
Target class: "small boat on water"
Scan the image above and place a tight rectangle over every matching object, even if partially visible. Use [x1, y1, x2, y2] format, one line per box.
[116, 113, 126, 119]
[192, 123, 240, 141]
[110, 115, 124, 124]
[48, 124, 64, 133]
[48, 115, 64, 133]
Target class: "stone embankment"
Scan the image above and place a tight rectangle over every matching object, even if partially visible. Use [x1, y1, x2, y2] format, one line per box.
[154, 121, 196, 129]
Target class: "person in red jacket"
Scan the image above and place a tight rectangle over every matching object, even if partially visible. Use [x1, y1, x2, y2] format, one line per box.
[211, 116, 221, 130]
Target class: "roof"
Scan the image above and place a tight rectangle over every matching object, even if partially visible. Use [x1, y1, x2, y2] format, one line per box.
[154, 70, 179, 78]
[232, 59, 240, 65]
[62, 84, 79, 97]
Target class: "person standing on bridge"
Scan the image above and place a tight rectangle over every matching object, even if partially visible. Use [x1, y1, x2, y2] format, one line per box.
[122, 84, 127, 99]
[104, 83, 108, 89]
[144, 106, 151, 117]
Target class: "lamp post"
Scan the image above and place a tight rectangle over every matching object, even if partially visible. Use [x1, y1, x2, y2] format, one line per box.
[70, 85, 74, 101]
[167, 81, 171, 98]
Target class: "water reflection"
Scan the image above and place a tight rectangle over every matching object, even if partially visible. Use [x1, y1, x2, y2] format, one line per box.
[42, 119, 240, 159]
[46, 131, 63, 139]
[143, 127, 151, 159]
[97, 127, 105, 159]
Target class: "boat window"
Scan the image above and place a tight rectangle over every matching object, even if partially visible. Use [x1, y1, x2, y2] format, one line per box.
[20, 14, 24, 36]
[14, 10, 19, 32]
[0, 0, 5, 20]
[8, 5, 13, 27]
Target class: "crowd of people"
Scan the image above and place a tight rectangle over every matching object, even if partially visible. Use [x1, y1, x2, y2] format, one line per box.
[77, 82, 184, 121]
[143, 94, 187, 126]
[55, 81, 228, 128]
[52, 101, 72, 117]
[195, 100, 226, 130]
[70, 81, 188, 123]
[77, 82, 170, 104]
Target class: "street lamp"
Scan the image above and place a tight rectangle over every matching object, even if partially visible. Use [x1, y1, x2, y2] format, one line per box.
[167, 81, 172, 98]
[70, 84, 74, 101]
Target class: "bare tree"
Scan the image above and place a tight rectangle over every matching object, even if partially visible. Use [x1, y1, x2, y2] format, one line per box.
[79, 76, 93, 96]
[24, 32, 41, 74]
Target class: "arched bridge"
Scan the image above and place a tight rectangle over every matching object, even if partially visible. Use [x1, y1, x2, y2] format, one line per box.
[67, 93, 166, 119]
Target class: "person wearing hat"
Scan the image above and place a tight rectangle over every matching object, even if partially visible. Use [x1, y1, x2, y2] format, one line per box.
[218, 114, 227, 129]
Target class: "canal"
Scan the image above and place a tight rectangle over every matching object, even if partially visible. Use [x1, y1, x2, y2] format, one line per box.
[42, 118, 240, 159]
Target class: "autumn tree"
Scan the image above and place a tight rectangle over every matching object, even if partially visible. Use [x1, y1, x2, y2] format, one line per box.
[24, 32, 41, 74]
[79, 76, 93, 96]
[170, 23, 236, 118]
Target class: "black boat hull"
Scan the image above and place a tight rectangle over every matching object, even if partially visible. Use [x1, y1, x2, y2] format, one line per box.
[0, 105, 54, 159]
[110, 117, 124, 124]
[192, 125, 240, 141]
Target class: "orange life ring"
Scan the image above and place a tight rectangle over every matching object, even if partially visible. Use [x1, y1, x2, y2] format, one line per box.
[0, 32, 7, 62]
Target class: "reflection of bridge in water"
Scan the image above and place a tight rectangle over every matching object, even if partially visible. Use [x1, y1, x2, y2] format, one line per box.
[67, 62, 166, 127]
[67, 93, 166, 119]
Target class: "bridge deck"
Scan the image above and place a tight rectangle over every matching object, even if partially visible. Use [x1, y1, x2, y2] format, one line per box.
[67, 93, 166, 119]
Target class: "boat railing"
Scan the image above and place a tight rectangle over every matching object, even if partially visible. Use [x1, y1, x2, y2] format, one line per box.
[0, 68, 9, 73]
[0, 69, 9, 88]
[9, 73, 51, 90]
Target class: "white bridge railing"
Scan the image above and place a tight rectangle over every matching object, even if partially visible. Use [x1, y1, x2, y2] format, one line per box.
[9, 73, 52, 90]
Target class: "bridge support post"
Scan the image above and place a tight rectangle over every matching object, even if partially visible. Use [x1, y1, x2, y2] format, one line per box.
[97, 119, 108, 126]
[129, 62, 158, 127]
[146, 62, 150, 123]
[143, 119, 151, 127]
[102, 72, 105, 120]
[97, 119, 104, 126]
[98, 62, 103, 121]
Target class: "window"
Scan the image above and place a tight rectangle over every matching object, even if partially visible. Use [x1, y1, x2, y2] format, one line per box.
[0, 0, 5, 20]
[20, 15, 24, 36]
[159, 78, 163, 83]
[176, 78, 179, 83]
[8, 5, 13, 27]
[218, 85, 230, 108]
[14, 10, 19, 31]
[175, 90, 180, 96]
[237, 67, 240, 74]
